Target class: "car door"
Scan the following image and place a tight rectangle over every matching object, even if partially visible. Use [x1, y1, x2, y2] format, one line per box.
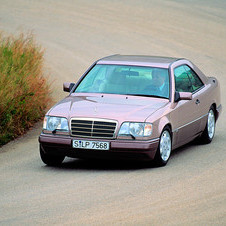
[184, 64, 206, 131]
[171, 65, 203, 147]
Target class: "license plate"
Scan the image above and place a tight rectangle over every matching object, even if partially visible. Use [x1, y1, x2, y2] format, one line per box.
[72, 140, 110, 150]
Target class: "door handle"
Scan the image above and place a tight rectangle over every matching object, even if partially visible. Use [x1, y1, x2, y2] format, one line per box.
[195, 99, 200, 104]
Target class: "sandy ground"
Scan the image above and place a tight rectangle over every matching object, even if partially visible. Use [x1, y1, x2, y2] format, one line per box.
[0, 0, 226, 225]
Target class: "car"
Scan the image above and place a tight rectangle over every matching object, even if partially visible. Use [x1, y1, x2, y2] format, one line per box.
[39, 55, 222, 166]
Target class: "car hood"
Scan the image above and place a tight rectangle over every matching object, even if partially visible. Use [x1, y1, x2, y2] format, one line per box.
[48, 93, 169, 123]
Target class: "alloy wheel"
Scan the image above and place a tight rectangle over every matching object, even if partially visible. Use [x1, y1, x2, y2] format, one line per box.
[207, 109, 215, 139]
[159, 130, 171, 162]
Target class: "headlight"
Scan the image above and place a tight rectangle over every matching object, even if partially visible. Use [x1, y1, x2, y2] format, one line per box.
[118, 122, 153, 138]
[43, 116, 69, 132]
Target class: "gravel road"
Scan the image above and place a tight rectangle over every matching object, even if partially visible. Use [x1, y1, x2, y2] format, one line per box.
[0, 0, 226, 225]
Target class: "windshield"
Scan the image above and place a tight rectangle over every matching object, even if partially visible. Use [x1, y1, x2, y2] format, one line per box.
[74, 64, 170, 99]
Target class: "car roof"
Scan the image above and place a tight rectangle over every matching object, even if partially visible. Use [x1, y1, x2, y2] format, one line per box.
[97, 55, 183, 68]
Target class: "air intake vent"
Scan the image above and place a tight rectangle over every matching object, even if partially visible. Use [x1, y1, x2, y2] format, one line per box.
[71, 118, 117, 139]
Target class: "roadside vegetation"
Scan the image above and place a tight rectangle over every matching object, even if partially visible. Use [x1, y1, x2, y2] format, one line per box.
[0, 32, 52, 146]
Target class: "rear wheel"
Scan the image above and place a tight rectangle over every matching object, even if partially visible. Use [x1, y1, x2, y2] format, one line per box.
[200, 107, 216, 144]
[40, 145, 65, 166]
[154, 127, 172, 167]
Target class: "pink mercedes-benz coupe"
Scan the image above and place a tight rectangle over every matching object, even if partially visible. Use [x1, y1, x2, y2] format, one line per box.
[39, 55, 222, 166]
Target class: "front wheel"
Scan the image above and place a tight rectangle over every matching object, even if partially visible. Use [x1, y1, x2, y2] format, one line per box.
[40, 145, 65, 166]
[200, 107, 216, 144]
[154, 127, 172, 167]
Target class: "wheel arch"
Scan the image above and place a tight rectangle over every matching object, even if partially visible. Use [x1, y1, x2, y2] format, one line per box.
[211, 103, 218, 121]
[164, 123, 172, 133]
[161, 123, 173, 142]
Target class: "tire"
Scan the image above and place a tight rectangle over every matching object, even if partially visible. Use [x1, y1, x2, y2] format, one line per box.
[154, 126, 172, 167]
[40, 145, 65, 166]
[200, 107, 216, 144]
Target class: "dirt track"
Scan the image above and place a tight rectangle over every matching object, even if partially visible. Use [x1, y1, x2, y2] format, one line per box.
[0, 0, 226, 225]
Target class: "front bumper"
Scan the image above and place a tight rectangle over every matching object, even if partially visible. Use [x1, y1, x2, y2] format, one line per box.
[39, 134, 159, 161]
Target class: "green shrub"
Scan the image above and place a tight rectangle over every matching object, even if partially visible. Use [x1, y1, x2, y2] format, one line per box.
[0, 32, 52, 145]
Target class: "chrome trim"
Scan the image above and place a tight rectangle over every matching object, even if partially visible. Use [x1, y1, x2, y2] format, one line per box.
[192, 84, 205, 94]
[70, 117, 118, 139]
[172, 113, 208, 133]
[42, 130, 69, 136]
[150, 138, 160, 143]
[117, 136, 160, 142]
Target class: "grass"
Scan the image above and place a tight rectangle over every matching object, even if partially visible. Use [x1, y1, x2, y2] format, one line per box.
[0, 32, 52, 145]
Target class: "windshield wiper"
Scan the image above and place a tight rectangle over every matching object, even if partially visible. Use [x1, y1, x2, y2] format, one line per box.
[125, 94, 166, 99]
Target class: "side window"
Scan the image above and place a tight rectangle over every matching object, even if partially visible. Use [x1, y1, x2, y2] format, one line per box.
[174, 66, 193, 92]
[184, 65, 204, 92]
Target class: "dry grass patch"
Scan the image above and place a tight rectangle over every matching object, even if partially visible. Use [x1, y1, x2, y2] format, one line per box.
[0, 32, 52, 145]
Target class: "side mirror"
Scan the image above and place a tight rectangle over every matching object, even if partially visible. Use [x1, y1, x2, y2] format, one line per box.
[175, 91, 192, 102]
[63, 82, 75, 92]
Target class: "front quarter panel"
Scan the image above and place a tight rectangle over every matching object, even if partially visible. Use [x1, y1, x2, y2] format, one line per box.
[145, 103, 172, 140]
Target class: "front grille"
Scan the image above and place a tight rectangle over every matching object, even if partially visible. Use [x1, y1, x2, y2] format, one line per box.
[71, 118, 117, 139]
